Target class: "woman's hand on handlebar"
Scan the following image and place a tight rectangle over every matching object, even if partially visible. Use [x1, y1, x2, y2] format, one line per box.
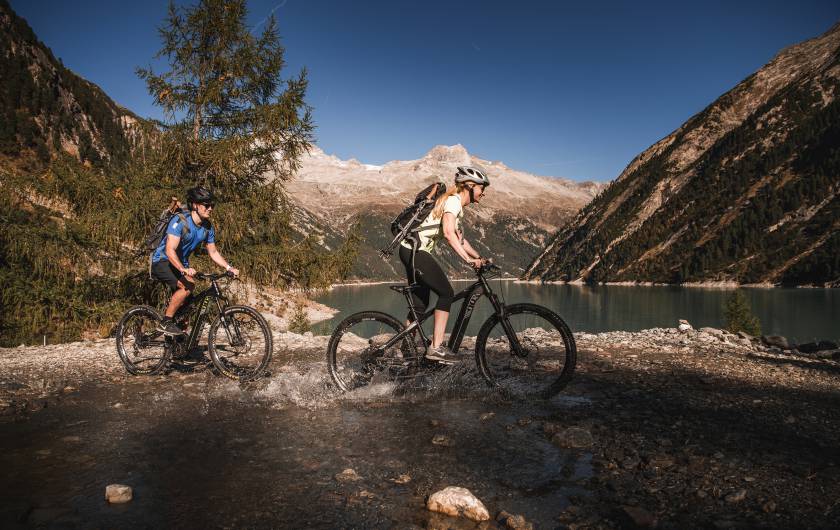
[469, 258, 483, 269]
[226, 266, 240, 278]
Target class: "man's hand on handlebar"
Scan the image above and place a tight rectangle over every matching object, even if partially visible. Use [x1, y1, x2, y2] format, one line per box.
[469, 258, 483, 269]
[181, 267, 197, 282]
[227, 266, 240, 278]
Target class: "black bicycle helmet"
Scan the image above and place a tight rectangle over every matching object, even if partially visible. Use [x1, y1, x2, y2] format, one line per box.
[455, 166, 490, 187]
[186, 186, 215, 207]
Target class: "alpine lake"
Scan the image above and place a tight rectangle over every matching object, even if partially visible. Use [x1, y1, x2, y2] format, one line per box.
[314, 281, 840, 343]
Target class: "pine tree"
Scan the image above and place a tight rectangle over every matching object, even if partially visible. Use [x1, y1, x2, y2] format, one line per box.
[723, 290, 762, 336]
[136, 0, 313, 189]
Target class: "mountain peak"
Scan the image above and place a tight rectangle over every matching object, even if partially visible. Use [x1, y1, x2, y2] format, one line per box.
[424, 144, 471, 164]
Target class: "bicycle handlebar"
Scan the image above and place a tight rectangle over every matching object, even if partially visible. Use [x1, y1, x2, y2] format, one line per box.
[193, 271, 237, 281]
[476, 261, 501, 275]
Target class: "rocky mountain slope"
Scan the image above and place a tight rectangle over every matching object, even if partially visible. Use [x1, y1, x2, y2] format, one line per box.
[284, 144, 603, 279]
[0, 0, 146, 167]
[525, 22, 840, 287]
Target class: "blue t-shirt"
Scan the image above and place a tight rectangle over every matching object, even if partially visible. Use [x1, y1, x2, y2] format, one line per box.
[151, 213, 216, 267]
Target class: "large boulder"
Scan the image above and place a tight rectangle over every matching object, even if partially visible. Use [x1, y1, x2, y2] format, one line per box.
[427, 486, 490, 522]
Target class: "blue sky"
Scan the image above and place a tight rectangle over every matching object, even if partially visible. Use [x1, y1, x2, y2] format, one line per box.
[9, 0, 840, 181]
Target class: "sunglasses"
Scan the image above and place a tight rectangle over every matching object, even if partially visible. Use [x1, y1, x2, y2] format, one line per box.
[200, 203, 215, 209]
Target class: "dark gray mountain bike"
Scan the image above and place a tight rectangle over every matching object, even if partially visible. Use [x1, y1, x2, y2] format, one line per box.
[326, 263, 576, 398]
[115, 272, 273, 381]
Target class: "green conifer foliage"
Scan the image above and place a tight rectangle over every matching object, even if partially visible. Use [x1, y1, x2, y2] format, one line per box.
[723, 290, 762, 336]
[136, 0, 312, 189]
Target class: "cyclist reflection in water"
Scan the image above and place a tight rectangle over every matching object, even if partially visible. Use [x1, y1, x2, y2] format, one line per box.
[150, 186, 239, 336]
[399, 166, 490, 364]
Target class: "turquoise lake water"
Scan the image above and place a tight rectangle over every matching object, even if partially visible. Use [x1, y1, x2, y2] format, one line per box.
[314, 282, 839, 342]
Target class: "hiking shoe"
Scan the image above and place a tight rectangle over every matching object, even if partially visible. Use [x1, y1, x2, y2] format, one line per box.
[425, 345, 461, 365]
[157, 318, 185, 336]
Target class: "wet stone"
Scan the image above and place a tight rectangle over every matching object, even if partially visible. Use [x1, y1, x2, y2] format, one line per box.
[724, 489, 747, 503]
[334, 468, 362, 482]
[552, 427, 594, 449]
[498, 510, 534, 530]
[432, 434, 454, 446]
[621, 505, 657, 528]
[427, 486, 490, 522]
[479, 412, 495, 421]
[391, 473, 411, 484]
[105, 484, 133, 504]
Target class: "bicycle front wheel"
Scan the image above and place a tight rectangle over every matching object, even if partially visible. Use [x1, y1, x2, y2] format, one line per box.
[475, 303, 576, 398]
[208, 305, 273, 381]
[115, 305, 172, 375]
[327, 311, 418, 392]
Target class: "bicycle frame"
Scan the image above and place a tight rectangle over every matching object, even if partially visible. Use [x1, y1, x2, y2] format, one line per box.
[173, 278, 229, 352]
[385, 266, 521, 356]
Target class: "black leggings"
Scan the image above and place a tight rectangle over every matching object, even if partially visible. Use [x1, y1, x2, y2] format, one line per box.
[398, 246, 455, 315]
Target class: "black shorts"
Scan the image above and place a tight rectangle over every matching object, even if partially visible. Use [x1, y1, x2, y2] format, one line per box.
[151, 260, 194, 292]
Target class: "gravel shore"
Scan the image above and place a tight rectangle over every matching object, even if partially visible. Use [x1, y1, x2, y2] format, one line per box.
[1, 326, 839, 528]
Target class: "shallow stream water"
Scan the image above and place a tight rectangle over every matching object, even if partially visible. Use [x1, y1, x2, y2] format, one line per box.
[0, 354, 592, 528]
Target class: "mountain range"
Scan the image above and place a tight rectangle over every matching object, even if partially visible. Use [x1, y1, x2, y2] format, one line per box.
[525, 22, 840, 287]
[284, 144, 602, 279]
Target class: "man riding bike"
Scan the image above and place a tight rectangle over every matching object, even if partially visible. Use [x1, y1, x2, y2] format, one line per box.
[398, 166, 490, 364]
[150, 186, 239, 336]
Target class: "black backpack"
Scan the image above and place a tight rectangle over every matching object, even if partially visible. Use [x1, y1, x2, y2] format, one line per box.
[137, 197, 192, 275]
[379, 182, 447, 258]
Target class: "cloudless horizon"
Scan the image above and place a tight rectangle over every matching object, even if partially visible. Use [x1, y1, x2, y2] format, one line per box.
[9, 0, 840, 181]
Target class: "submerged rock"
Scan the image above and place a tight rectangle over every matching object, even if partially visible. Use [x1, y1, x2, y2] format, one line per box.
[105, 484, 132, 504]
[427, 486, 490, 522]
[621, 505, 657, 528]
[498, 510, 534, 530]
[552, 427, 594, 449]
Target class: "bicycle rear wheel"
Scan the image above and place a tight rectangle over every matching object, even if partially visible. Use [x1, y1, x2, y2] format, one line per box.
[115, 305, 172, 375]
[327, 311, 418, 392]
[208, 305, 273, 381]
[475, 303, 576, 398]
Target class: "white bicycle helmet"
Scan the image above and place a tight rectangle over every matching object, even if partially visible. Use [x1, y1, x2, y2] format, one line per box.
[455, 166, 490, 187]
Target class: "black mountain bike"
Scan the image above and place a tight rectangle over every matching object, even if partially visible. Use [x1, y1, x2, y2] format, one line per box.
[326, 263, 576, 398]
[115, 272, 273, 381]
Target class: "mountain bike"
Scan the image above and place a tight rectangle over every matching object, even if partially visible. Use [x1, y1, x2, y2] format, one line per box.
[115, 272, 273, 381]
[326, 262, 576, 398]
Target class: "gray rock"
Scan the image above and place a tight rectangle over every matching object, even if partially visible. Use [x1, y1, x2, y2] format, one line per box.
[737, 331, 754, 341]
[552, 427, 594, 449]
[700, 327, 724, 337]
[427, 486, 490, 521]
[762, 335, 791, 350]
[479, 412, 495, 421]
[105, 484, 132, 503]
[797, 340, 838, 354]
[431, 434, 453, 446]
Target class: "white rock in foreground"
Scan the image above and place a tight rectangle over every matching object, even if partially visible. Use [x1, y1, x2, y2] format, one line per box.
[105, 484, 132, 503]
[427, 486, 490, 521]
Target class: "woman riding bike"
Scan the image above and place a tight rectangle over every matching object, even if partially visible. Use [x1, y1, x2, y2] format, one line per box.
[399, 166, 490, 364]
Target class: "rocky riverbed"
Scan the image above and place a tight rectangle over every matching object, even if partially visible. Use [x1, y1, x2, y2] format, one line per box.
[1, 326, 839, 528]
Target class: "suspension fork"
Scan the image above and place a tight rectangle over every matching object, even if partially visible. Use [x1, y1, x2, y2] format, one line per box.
[484, 277, 526, 358]
[214, 296, 243, 346]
